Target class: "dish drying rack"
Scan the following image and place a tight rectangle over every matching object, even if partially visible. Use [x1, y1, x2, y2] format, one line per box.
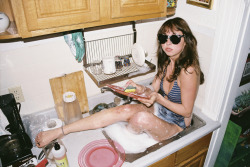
[83, 23, 156, 87]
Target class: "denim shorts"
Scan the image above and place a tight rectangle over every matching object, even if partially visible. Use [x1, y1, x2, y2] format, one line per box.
[154, 103, 186, 129]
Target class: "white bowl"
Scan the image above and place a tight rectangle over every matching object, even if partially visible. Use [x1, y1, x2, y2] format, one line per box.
[132, 43, 145, 66]
[0, 12, 10, 33]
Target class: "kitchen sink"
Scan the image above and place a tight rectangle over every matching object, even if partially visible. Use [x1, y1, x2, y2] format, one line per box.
[122, 113, 206, 162]
[88, 89, 206, 162]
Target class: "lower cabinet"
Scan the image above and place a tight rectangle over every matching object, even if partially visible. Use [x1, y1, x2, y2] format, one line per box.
[149, 133, 212, 167]
[149, 153, 176, 167]
[177, 148, 208, 167]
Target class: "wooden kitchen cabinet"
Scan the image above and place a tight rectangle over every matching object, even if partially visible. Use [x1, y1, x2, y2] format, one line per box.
[177, 148, 208, 167]
[149, 153, 176, 167]
[149, 133, 212, 167]
[111, 0, 166, 19]
[16, 0, 100, 31]
[0, 0, 167, 39]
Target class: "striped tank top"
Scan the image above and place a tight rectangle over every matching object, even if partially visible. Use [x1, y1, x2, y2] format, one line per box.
[157, 68, 186, 129]
[159, 68, 181, 103]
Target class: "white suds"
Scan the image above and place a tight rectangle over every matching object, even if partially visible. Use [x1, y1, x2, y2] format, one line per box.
[105, 122, 158, 153]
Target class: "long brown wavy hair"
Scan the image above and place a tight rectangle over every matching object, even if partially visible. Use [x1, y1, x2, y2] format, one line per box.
[156, 17, 204, 84]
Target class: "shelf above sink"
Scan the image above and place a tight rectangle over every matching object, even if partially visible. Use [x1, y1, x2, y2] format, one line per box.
[84, 59, 156, 87]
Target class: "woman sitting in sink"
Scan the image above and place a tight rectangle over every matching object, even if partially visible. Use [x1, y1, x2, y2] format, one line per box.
[36, 17, 204, 148]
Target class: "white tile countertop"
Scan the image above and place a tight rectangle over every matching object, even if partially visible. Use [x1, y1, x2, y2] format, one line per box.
[39, 108, 219, 167]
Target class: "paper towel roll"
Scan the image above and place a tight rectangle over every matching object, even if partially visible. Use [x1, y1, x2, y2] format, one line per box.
[0, 109, 11, 135]
[43, 118, 63, 131]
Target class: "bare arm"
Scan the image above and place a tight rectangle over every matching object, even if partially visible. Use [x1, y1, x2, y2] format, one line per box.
[151, 76, 161, 92]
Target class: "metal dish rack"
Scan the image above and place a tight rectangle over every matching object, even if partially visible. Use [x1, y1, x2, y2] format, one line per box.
[83, 24, 156, 87]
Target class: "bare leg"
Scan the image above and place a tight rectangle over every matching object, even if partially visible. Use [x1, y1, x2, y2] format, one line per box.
[127, 110, 183, 141]
[36, 103, 183, 147]
[36, 104, 147, 147]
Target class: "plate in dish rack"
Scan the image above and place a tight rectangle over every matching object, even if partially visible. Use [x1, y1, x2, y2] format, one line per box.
[132, 43, 145, 66]
[106, 84, 150, 100]
[78, 139, 125, 167]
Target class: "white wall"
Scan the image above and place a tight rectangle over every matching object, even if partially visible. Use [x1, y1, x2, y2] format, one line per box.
[175, 0, 217, 31]
[0, 1, 216, 116]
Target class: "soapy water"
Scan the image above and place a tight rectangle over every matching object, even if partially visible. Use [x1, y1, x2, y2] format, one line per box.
[105, 122, 158, 154]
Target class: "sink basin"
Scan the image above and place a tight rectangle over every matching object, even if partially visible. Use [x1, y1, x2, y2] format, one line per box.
[123, 113, 206, 162]
[89, 91, 206, 163]
[102, 112, 206, 162]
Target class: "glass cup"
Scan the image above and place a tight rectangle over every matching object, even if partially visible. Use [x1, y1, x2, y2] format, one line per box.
[115, 56, 123, 70]
[90, 61, 102, 75]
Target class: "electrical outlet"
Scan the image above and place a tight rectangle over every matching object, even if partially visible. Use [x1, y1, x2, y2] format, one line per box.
[8, 86, 25, 102]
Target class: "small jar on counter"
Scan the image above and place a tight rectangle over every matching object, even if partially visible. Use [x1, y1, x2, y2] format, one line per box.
[63, 92, 82, 125]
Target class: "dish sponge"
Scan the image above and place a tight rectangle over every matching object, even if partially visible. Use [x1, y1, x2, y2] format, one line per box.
[124, 86, 136, 93]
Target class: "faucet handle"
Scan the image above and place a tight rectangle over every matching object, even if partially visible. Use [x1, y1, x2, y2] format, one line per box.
[100, 87, 112, 93]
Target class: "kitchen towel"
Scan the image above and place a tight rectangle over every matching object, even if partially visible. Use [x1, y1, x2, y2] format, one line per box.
[64, 31, 85, 63]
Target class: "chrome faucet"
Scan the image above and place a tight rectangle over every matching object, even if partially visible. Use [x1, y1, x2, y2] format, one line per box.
[100, 87, 113, 93]
[100, 87, 133, 105]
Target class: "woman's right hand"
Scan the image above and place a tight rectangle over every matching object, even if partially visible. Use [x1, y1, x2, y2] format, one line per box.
[137, 91, 158, 107]
[125, 80, 145, 94]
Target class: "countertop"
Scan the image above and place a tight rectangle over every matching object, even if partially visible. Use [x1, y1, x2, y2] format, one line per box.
[33, 108, 220, 167]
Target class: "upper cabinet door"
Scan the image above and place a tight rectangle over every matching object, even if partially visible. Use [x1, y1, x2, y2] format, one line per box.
[3, 0, 166, 39]
[111, 0, 165, 19]
[22, 0, 100, 31]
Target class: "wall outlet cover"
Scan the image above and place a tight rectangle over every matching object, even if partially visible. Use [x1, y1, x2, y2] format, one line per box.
[8, 86, 25, 103]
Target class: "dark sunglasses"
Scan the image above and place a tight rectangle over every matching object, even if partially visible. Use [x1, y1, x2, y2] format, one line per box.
[158, 34, 185, 44]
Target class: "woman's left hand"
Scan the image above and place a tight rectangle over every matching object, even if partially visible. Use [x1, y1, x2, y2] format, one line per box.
[137, 92, 158, 107]
[35, 128, 62, 148]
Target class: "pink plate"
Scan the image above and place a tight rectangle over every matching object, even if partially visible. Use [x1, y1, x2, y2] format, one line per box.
[106, 84, 150, 100]
[78, 139, 125, 167]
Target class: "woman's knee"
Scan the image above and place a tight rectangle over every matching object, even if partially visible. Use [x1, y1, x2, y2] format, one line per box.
[129, 111, 152, 127]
